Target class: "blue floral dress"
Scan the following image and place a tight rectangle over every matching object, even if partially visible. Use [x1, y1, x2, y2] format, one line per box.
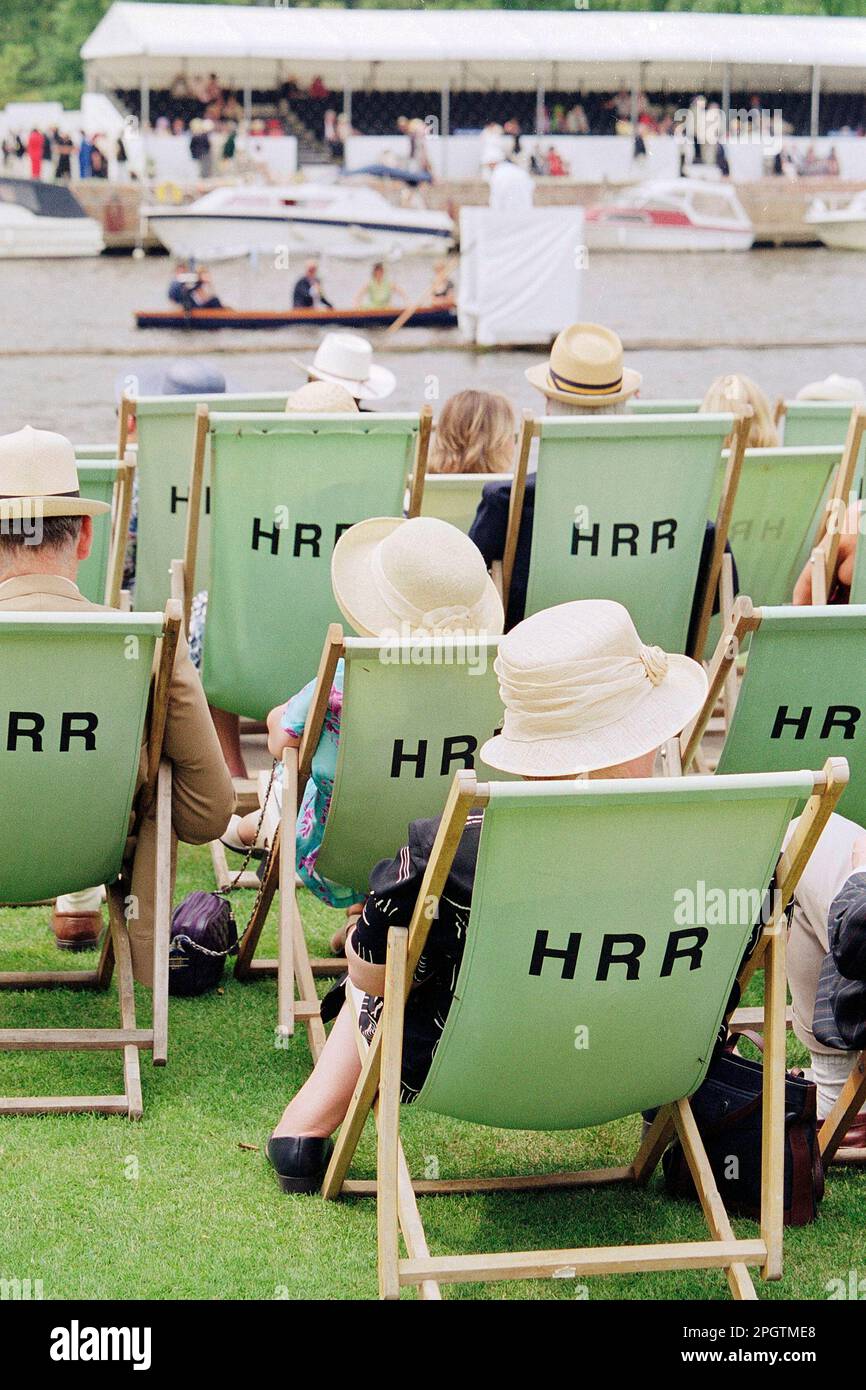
[282, 660, 358, 909]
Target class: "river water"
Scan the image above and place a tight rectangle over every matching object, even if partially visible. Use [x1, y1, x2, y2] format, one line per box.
[0, 245, 864, 439]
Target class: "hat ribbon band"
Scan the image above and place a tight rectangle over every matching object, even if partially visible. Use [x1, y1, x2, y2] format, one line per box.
[548, 368, 624, 396]
[0, 489, 81, 501]
[494, 646, 669, 738]
[371, 541, 480, 633]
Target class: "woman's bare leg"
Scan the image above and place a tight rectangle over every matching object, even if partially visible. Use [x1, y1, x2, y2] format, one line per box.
[272, 1002, 362, 1139]
[209, 705, 247, 779]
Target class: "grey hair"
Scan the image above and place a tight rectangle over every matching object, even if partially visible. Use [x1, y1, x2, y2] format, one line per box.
[0, 513, 83, 553]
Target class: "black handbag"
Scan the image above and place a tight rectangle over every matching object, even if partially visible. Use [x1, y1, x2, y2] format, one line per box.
[169, 890, 239, 996]
[661, 1037, 824, 1227]
[168, 764, 276, 997]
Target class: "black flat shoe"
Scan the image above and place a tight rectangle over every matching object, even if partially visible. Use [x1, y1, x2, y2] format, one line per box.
[266, 1135, 333, 1194]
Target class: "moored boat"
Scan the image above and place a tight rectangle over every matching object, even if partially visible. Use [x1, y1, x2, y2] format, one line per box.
[0, 177, 104, 259]
[583, 179, 754, 252]
[805, 190, 866, 250]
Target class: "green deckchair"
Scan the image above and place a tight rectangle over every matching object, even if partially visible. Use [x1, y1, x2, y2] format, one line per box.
[76, 460, 135, 608]
[503, 411, 746, 657]
[421, 471, 511, 535]
[0, 604, 180, 1118]
[127, 389, 292, 611]
[627, 398, 701, 414]
[323, 761, 845, 1300]
[74, 444, 119, 460]
[235, 625, 508, 1042]
[777, 399, 863, 452]
[684, 599, 866, 831]
[184, 408, 430, 722]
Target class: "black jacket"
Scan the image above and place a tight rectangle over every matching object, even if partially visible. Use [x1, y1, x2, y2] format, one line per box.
[813, 870, 866, 1050]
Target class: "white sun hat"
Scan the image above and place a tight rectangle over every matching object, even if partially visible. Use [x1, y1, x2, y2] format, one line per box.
[0, 426, 110, 519]
[525, 322, 642, 409]
[480, 599, 707, 777]
[795, 373, 865, 403]
[293, 332, 396, 403]
[284, 380, 359, 413]
[331, 515, 504, 639]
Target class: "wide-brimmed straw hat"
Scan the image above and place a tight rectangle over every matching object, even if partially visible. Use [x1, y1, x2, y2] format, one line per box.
[796, 373, 865, 403]
[293, 332, 396, 403]
[525, 322, 642, 408]
[0, 426, 109, 518]
[331, 516, 504, 639]
[284, 380, 358, 413]
[480, 600, 707, 777]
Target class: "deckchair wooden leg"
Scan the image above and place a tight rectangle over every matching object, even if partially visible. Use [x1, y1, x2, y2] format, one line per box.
[673, 1099, 757, 1301]
[377, 929, 408, 1300]
[151, 760, 172, 1067]
[631, 1104, 675, 1185]
[278, 749, 298, 1040]
[321, 1030, 383, 1200]
[95, 906, 115, 990]
[820, 1049, 866, 1165]
[109, 886, 143, 1120]
[210, 839, 260, 892]
[760, 921, 786, 1281]
[292, 904, 326, 1060]
[235, 833, 280, 978]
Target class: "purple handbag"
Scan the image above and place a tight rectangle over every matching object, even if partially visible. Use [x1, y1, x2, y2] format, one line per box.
[169, 891, 239, 996]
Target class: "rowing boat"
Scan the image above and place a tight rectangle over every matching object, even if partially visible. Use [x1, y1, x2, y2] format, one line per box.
[135, 304, 458, 331]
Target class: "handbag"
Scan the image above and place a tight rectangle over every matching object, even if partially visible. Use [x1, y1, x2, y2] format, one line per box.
[661, 1034, 824, 1227]
[169, 891, 239, 996]
[168, 762, 277, 997]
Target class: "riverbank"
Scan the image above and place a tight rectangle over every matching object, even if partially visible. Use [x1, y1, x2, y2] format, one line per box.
[71, 174, 861, 250]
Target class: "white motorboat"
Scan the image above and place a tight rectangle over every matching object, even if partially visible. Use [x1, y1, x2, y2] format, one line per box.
[805, 190, 866, 251]
[144, 183, 455, 261]
[583, 179, 754, 252]
[0, 178, 104, 258]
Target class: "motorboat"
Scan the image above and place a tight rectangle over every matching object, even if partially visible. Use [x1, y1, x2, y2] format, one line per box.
[143, 183, 455, 261]
[0, 178, 104, 258]
[135, 303, 457, 330]
[805, 190, 866, 251]
[583, 179, 754, 252]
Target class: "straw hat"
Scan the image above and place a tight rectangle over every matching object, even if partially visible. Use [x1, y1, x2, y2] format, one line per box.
[293, 333, 396, 403]
[796, 373, 865, 403]
[285, 380, 358, 413]
[525, 323, 642, 408]
[331, 516, 504, 638]
[0, 426, 109, 518]
[480, 600, 707, 777]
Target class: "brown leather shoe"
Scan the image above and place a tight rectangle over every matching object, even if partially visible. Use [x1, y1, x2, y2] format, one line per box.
[50, 909, 103, 951]
[824, 1113, 866, 1164]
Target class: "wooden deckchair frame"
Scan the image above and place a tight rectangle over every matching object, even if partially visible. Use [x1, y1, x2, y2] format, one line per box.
[800, 406, 866, 605]
[501, 412, 749, 660]
[0, 603, 182, 1118]
[104, 455, 136, 610]
[232, 625, 346, 1055]
[321, 759, 847, 1300]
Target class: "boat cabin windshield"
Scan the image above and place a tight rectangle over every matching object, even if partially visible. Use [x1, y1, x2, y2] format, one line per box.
[0, 178, 87, 218]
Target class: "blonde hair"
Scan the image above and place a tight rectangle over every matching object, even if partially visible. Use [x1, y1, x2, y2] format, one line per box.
[700, 373, 779, 449]
[429, 390, 516, 475]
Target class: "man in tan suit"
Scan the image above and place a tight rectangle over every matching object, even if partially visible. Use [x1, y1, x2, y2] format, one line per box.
[0, 425, 234, 985]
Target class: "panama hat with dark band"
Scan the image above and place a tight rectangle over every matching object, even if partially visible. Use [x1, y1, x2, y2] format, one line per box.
[525, 322, 642, 408]
[0, 426, 110, 518]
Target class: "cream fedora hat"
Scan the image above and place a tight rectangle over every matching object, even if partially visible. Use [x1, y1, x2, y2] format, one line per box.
[284, 380, 359, 413]
[0, 426, 109, 518]
[525, 322, 642, 408]
[331, 516, 504, 638]
[481, 600, 707, 777]
[293, 332, 396, 403]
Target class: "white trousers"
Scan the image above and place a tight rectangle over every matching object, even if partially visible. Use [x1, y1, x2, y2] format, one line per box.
[56, 887, 104, 914]
[783, 810, 866, 1120]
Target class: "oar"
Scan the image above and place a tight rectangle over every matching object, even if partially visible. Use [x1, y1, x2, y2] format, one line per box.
[383, 256, 457, 338]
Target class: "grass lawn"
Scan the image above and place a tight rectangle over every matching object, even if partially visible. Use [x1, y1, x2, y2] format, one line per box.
[0, 840, 862, 1302]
